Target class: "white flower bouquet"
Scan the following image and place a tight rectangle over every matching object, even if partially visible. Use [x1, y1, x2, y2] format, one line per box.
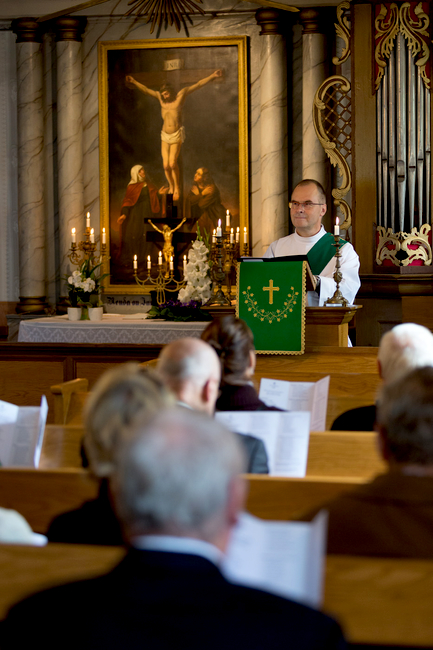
[178, 237, 212, 305]
[65, 258, 108, 308]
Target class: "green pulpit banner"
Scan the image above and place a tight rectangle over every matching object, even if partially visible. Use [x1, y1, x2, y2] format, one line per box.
[236, 259, 306, 355]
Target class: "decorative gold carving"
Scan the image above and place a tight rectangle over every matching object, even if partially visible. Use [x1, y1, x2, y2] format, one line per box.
[400, 2, 430, 89]
[313, 75, 352, 231]
[333, 1, 351, 66]
[376, 224, 432, 266]
[125, 0, 205, 34]
[374, 2, 430, 92]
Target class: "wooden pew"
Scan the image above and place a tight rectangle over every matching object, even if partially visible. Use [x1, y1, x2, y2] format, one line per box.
[50, 378, 89, 425]
[0, 542, 432, 647]
[0, 468, 99, 533]
[39, 425, 385, 478]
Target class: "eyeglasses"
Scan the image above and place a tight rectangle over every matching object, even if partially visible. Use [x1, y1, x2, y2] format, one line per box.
[289, 201, 324, 210]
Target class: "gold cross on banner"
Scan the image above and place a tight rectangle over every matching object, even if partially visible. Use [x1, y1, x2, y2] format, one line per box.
[263, 279, 280, 304]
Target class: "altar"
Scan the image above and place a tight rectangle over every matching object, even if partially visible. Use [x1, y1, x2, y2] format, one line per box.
[17, 306, 361, 347]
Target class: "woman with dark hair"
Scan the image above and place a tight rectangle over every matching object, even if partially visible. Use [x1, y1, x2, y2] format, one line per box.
[201, 316, 280, 412]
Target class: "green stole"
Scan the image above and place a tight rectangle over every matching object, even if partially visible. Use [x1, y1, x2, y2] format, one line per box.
[307, 232, 348, 276]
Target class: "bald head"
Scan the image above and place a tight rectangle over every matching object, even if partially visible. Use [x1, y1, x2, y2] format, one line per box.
[156, 338, 221, 414]
[378, 323, 433, 385]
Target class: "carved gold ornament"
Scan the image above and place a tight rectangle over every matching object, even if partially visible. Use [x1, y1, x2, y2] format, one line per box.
[376, 224, 432, 266]
[125, 0, 204, 33]
[313, 75, 352, 231]
[374, 2, 430, 92]
[242, 286, 298, 324]
[333, 1, 351, 66]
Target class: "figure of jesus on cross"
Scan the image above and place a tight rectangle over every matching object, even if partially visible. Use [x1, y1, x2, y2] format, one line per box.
[126, 69, 222, 202]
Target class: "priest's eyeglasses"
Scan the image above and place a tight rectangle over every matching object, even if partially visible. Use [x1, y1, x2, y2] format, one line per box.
[289, 201, 324, 210]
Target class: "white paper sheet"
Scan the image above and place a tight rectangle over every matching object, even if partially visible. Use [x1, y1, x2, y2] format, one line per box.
[259, 376, 330, 431]
[222, 510, 328, 607]
[0, 397, 48, 467]
[216, 411, 310, 477]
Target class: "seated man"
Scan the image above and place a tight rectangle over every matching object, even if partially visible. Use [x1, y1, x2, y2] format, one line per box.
[156, 337, 269, 474]
[263, 179, 360, 306]
[331, 322, 433, 431]
[299, 366, 433, 557]
[2, 408, 346, 649]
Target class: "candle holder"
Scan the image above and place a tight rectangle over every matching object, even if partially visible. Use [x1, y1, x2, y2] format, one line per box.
[134, 263, 186, 305]
[324, 235, 349, 307]
[206, 230, 244, 306]
[68, 227, 107, 267]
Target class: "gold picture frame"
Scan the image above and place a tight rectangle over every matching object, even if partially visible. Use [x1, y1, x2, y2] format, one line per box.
[98, 36, 248, 294]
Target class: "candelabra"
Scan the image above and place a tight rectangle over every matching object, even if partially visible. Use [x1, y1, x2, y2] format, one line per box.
[324, 235, 349, 307]
[68, 225, 107, 267]
[134, 263, 186, 305]
[206, 227, 244, 306]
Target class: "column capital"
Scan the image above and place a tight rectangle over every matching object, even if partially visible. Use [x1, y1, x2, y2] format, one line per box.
[54, 16, 87, 42]
[299, 8, 327, 34]
[255, 8, 286, 36]
[11, 18, 42, 43]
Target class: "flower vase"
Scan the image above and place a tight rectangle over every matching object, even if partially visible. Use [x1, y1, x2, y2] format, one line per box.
[67, 307, 82, 321]
[80, 306, 89, 320]
[88, 307, 104, 321]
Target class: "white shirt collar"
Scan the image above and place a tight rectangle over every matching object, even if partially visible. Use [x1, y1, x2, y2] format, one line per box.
[293, 224, 326, 244]
[130, 534, 223, 566]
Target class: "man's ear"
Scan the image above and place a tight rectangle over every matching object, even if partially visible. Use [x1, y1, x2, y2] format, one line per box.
[320, 203, 327, 218]
[375, 424, 390, 461]
[226, 476, 247, 527]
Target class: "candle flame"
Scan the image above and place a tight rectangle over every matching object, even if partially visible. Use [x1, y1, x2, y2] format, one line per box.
[102, 228, 105, 233]
[134, 255, 137, 260]
[90, 228, 94, 235]
[71, 228, 75, 234]
[218, 219, 221, 227]
[336, 217, 339, 225]
[231, 227, 234, 233]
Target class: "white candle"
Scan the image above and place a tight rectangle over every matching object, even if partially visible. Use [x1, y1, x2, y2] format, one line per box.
[169, 255, 174, 271]
[212, 229, 216, 244]
[217, 219, 222, 238]
[133, 254, 138, 270]
[183, 255, 187, 274]
[334, 217, 340, 236]
[158, 251, 162, 265]
[230, 227, 234, 244]
[226, 209, 230, 228]
[243, 227, 248, 244]
[102, 228, 106, 245]
[236, 227, 240, 243]
[90, 228, 95, 243]
[86, 212, 90, 229]
[71, 227, 76, 244]
[147, 255, 151, 270]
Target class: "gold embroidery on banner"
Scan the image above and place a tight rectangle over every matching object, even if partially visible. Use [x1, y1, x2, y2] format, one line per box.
[374, 2, 430, 92]
[376, 224, 432, 266]
[313, 75, 352, 231]
[333, 1, 351, 66]
[243, 285, 298, 323]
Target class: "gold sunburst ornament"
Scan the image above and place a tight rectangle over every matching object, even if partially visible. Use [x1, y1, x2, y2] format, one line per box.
[126, 0, 205, 33]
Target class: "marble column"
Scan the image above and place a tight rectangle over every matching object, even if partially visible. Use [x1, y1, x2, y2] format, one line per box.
[300, 8, 328, 188]
[55, 17, 87, 290]
[256, 9, 288, 254]
[12, 18, 48, 313]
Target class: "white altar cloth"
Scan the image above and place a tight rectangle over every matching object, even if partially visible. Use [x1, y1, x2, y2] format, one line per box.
[18, 314, 208, 344]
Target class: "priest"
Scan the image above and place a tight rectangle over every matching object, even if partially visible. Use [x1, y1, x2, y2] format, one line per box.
[263, 179, 360, 306]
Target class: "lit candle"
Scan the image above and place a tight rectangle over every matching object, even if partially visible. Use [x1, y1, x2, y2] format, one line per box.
[217, 219, 222, 238]
[90, 228, 95, 243]
[158, 251, 162, 265]
[147, 255, 151, 270]
[244, 227, 248, 244]
[71, 227, 76, 244]
[230, 227, 234, 244]
[236, 226, 240, 243]
[102, 228, 106, 245]
[133, 254, 138, 270]
[334, 217, 340, 236]
[86, 212, 90, 229]
[169, 255, 174, 271]
[183, 255, 187, 274]
[226, 209, 230, 228]
[212, 229, 216, 244]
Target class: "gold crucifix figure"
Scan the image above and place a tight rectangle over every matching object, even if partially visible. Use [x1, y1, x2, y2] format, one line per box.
[263, 279, 279, 305]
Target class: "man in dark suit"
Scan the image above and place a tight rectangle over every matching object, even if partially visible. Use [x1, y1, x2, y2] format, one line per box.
[2, 408, 345, 649]
[157, 337, 269, 473]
